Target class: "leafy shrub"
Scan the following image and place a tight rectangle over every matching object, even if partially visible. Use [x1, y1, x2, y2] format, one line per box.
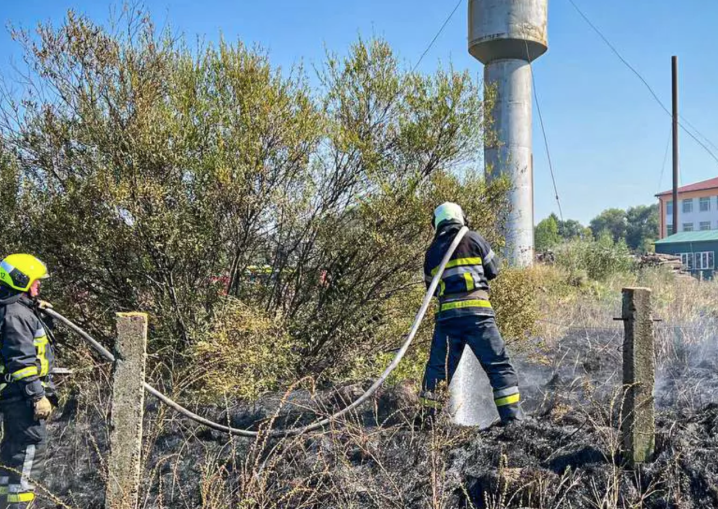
[341, 284, 433, 386]
[554, 234, 635, 282]
[0, 9, 508, 394]
[190, 298, 297, 401]
[491, 267, 540, 347]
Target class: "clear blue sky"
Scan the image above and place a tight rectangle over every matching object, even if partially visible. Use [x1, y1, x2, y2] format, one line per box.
[2, 1, 717, 225]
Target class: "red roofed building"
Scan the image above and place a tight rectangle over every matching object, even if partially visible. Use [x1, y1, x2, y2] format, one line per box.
[656, 177, 718, 239]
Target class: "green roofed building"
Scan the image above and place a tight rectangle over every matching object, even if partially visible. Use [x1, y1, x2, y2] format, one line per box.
[654, 230, 718, 280]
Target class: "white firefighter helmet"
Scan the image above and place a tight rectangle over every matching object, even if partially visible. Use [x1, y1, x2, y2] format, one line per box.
[433, 202, 466, 230]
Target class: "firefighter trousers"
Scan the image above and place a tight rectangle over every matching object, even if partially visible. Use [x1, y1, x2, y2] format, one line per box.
[421, 315, 524, 422]
[0, 401, 48, 509]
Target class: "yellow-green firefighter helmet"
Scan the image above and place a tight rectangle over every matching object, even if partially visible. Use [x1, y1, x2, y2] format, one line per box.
[0, 254, 50, 292]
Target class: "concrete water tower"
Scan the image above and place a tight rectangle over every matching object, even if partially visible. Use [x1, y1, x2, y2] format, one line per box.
[469, 0, 548, 267]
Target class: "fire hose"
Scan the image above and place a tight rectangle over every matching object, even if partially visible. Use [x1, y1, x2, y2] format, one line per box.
[45, 227, 468, 437]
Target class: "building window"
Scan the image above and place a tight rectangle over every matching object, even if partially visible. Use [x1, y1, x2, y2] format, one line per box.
[667, 224, 674, 235]
[696, 252, 715, 270]
[701, 197, 712, 212]
[683, 223, 694, 232]
[680, 253, 694, 270]
[700, 221, 712, 231]
[667, 201, 673, 215]
[683, 199, 693, 214]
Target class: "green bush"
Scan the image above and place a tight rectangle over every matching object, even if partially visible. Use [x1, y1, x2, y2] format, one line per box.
[190, 298, 297, 401]
[491, 267, 540, 347]
[340, 284, 433, 387]
[554, 234, 635, 282]
[0, 9, 508, 395]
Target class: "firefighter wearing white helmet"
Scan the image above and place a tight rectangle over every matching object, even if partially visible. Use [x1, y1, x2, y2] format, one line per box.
[0, 254, 56, 509]
[419, 203, 524, 426]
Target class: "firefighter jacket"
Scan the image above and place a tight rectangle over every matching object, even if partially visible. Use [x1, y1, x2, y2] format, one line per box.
[424, 221, 499, 321]
[0, 289, 55, 403]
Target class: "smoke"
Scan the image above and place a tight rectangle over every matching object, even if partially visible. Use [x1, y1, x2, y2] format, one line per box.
[507, 319, 718, 417]
[654, 319, 718, 411]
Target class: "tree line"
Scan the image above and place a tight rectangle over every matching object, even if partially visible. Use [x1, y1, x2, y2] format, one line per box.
[535, 204, 659, 253]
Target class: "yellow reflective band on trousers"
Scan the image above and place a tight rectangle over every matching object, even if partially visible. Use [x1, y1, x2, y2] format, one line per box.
[0, 486, 7, 495]
[431, 257, 483, 276]
[11, 366, 38, 381]
[439, 299, 492, 312]
[494, 393, 520, 407]
[8, 492, 35, 503]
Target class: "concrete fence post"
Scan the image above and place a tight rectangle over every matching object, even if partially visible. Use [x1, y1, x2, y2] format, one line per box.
[621, 288, 655, 467]
[106, 313, 148, 509]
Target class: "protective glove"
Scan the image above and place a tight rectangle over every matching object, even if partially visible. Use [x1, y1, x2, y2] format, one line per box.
[34, 396, 53, 421]
[37, 300, 53, 310]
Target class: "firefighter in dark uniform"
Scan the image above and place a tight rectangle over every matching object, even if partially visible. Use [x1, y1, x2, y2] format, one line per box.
[0, 254, 55, 509]
[420, 203, 524, 425]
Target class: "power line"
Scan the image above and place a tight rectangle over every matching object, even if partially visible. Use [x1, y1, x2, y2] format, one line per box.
[524, 41, 564, 221]
[679, 114, 718, 154]
[536, 86, 564, 220]
[566, 0, 718, 167]
[657, 126, 671, 193]
[411, 0, 463, 73]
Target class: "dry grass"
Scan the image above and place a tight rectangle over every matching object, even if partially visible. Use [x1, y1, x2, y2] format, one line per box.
[129, 408, 474, 508]
[536, 265, 718, 358]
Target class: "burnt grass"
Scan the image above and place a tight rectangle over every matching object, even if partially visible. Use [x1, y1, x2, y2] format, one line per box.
[42, 327, 718, 508]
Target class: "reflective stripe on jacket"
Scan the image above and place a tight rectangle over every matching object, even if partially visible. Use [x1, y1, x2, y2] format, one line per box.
[424, 222, 499, 321]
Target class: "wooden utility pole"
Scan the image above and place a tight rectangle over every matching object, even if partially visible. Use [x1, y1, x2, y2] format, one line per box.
[672, 56, 679, 235]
